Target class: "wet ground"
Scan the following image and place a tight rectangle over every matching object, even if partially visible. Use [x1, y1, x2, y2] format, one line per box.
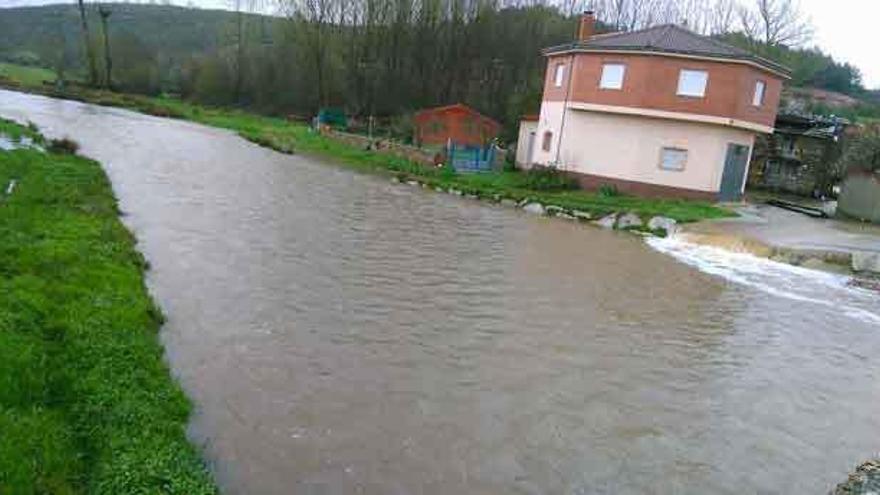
[687, 203, 880, 255]
[2, 89, 879, 494]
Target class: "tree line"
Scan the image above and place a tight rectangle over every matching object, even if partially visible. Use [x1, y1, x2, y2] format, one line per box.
[179, 0, 823, 136]
[4, 0, 872, 139]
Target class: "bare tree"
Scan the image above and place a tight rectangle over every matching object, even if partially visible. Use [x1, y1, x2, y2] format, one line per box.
[740, 0, 813, 46]
[709, 0, 736, 34]
[76, 0, 99, 86]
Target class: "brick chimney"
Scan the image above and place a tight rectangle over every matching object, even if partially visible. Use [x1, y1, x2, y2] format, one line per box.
[577, 11, 596, 41]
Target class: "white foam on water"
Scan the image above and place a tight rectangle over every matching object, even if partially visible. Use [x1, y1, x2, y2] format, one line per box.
[647, 236, 880, 325]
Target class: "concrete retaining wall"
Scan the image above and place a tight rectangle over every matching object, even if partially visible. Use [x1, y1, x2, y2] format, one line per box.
[839, 173, 880, 223]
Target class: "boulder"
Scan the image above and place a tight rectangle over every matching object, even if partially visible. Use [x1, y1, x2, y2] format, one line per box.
[852, 251, 880, 274]
[556, 213, 576, 221]
[572, 210, 592, 221]
[406, 180, 419, 186]
[391, 176, 401, 183]
[832, 458, 880, 495]
[647, 216, 678, 236]
[850, 277, 880, 292]
[522, 203, 545, 215]
[500, 199, 518, 208]
[616, 212, 643, 229]
[545, 205, 564, 216]
[595, 214, 617, 229]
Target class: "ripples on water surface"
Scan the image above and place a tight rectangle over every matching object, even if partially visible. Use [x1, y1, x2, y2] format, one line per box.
[2, 89, 879, 494]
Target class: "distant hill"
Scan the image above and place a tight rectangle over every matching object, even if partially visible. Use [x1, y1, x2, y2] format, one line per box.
[0, 3, 239, 69]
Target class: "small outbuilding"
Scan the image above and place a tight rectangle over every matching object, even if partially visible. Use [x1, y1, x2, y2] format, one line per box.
[748, 113, 848, 197]
[413, 104, 501, 148]
[515, 114, 539, 168]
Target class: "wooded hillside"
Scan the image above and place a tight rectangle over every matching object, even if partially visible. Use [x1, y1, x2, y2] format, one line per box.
[1, 1, 876, 138]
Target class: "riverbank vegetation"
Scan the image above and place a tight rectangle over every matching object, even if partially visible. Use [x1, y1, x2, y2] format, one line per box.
[0, 118, 217, 494]
[0, 71, 730, 223]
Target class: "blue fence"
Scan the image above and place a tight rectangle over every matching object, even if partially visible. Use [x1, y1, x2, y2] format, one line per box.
[447, 143, 497, 173]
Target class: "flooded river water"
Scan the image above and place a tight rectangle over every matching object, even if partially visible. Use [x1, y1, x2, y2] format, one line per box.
[2, 89, 879, 494]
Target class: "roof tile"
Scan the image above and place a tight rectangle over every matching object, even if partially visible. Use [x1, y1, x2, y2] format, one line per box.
[545, 24, 789, 76]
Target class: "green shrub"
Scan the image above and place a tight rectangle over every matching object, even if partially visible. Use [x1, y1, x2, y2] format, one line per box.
[522, 167, 578, 191]
[47, 137, 79, 155]
[598, 184, 620, 197]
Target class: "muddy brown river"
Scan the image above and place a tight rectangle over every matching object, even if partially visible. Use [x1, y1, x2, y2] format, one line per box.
[3, 89, 879, 494]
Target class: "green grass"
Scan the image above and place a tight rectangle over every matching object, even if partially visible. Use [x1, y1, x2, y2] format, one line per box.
[0, 116, 41, 143]
[0, 63, 57, 87]
[0, 119, 217, 494]
[0, 62, 732, 224]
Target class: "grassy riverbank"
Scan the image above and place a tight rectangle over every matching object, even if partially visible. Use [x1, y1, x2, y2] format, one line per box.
[0, 63, 732, 224]
[0, 119, 216, 493]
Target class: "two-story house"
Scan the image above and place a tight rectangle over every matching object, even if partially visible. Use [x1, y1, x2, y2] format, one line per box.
[520, 12, 790, 201]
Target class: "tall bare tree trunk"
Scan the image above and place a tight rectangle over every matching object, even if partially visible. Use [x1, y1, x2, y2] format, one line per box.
[98, 5, 112, 90]
[233, 0, 244, 103]
[77, 0, 99, 87]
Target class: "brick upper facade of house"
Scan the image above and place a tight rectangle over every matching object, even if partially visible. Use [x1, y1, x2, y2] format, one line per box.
[541, 52, 784, 131]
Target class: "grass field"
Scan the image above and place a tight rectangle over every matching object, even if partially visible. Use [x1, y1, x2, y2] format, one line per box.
[0, 118, 217, 494]
[0, 62, 732, 225]
[0, 63, 58, 87]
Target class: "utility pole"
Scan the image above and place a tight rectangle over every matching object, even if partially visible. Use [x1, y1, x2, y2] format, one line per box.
[554, 53, 575, 169]
[233, 0, 245, 103]
[98, 4, 112, 90]
[76, 0, 99, 87]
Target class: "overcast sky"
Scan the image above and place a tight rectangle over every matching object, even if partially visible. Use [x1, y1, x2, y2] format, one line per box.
[1, 0, 878, 89]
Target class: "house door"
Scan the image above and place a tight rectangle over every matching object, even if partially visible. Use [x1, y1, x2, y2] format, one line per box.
[719, 143, 750, 202]
[526, 131, 536, 166]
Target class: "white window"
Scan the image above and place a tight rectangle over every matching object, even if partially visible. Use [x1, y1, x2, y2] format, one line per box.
[660, 147, 688, 171]
[554, 64, 566, 88]
[753, 80, 766, 106]
[677, 70, 708, 97]
[599, 63, 626, 90]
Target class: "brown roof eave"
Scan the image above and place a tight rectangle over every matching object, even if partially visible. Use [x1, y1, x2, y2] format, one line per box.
[542, 44, 791, 79]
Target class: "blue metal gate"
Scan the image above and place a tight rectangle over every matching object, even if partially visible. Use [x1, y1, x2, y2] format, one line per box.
[447, 143, 497, 173]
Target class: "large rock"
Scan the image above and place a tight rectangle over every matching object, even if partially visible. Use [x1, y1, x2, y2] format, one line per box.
[595, 214, 617, 229]
[616, 212, 643, 229]
[545, 205, 565, 216]
[522, 202, 545, 215]
[572, 210, 592, 221]
[647, 216, 678, 236]
[852, 251, 880, 274]
[832, 458, 880, 494]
